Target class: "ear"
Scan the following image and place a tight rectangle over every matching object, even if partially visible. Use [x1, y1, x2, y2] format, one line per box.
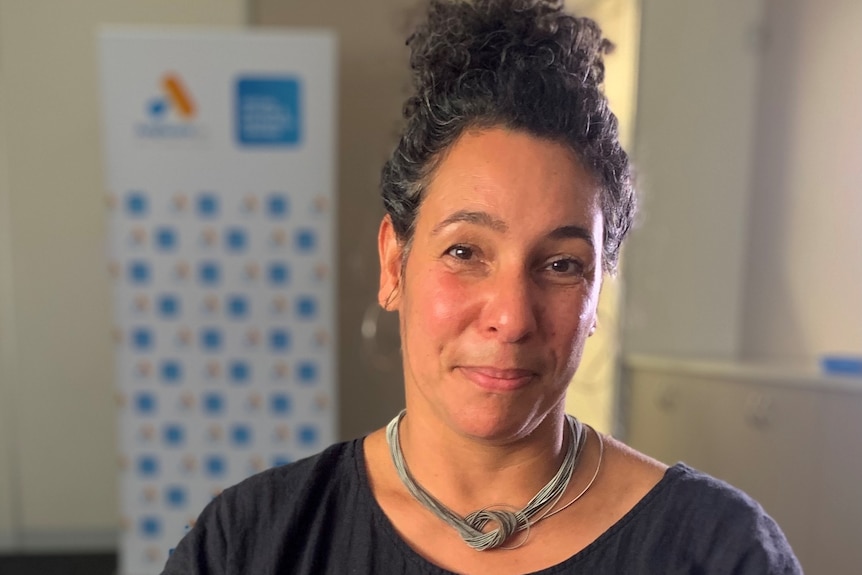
[378, 215, 403, 310]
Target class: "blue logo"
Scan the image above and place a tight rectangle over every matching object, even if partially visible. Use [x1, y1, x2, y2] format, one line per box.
[134, 392, 157, 415]
[227, 295, 249, 319]
[155, 227, 178, 251]
[197, 193, 219, 218]
[158, 294, 180, 318]
[202, 392, 224, 415]
[137, 455, 159, 477]
[268, 263, 290, 286]
[266, 194, 289, 218]
[163, 424, 185, 446]
[140, 516, 162, 538]
[269, 329, 291, 351]
[161, 360, 183, 384]
[225, 228, 247, 252]
[272, 455, 292, 467]
[296, 296, 317, 319]
[230, 424, 252, 447]
[126, 191, 148, 217]
[270, 393, 292, 416]
[199, 261, 221, 285]
[229, 361, 250, 384]
[165, 485, 187, 509]
[204, 455, 226, 477]
[201, 328, 222, 351]
[131, 327, 153, 351]
[298, 425, 318, 447]
[236, 77, 302, 146]
[295, 229, 316, 252]
[297, 361, 318, 384]
[129, 261, 151, 285]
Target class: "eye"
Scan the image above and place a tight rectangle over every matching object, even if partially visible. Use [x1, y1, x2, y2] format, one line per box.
[446, 244, 474, 260]
[546, 257, 584, 276]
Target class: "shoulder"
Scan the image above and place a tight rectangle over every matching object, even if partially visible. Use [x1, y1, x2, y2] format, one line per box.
[590, 436, 802, 574]
[214, 440, 362, 523]
[637, 463, 803, 574]
[161, 439, 363, 575]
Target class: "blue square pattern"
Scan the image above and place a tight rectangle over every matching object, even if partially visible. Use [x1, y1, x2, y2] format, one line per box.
[298, 425, 318, 447]
[137, 455, 159, 477]
[199, 261, 221, 286]
[297, 361, 318, 384]
[140, 516, 161, 538]
[296, 296, 317, 319]
[269, 329, 291, 351]
[197, 193, 219, 218]
[229, 361, 250, 384]
[155, 227, 177, 251]
[227, 295, 249, 319]
[134, 393, 157, 415]
[163, 424, 185, 447]
[205, 455, 226, 477]
[295, 229, 316, 252]
[202, 392, 224, 415]
[270, 393, 292, 415]
[201, 328, 222, 351]
[236, 77, 302, 146]
[131, 328, 153, 351]
[266, 194, 289, 218]
[129, 261, 150, 285]
[161, 360, 183, 384]
[126, 191, 148, 217]
[231, 424, 253, 447]
[225, 228, 247, 252]
[165, 485, 187, 509]
[268, 263, 290, 286]
[158, 295, 180, 318]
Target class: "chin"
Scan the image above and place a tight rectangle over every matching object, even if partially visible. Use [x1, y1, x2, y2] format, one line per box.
[446, 402, 545, 443]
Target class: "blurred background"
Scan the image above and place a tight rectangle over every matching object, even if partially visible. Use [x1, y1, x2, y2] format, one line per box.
[0, 0, 860, 573]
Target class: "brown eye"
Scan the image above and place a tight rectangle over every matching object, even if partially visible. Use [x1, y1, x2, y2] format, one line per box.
[548, 258, 583, 275]
[447, 245, 474, 260]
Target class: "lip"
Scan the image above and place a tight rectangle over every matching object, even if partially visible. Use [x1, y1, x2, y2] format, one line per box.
[457, 366, 537, 392]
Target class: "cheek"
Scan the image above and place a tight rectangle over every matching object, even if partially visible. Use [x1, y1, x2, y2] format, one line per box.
[409, 269, 475, 337]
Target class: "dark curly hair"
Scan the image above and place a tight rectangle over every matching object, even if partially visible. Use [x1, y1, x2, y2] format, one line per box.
[380, 0, 635, 274]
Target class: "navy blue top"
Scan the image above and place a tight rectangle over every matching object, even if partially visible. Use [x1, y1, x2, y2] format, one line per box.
[162, 438, 802, 574]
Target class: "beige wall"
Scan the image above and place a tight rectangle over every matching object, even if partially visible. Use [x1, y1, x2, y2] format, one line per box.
[565, 0, 640, 434]
[0, 0, 246, 550]
[742, 0, 862, 360]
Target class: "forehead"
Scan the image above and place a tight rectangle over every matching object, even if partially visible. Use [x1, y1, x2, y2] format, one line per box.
[420, 128, 602, 232]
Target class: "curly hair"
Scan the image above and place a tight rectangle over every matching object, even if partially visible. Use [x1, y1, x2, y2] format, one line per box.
[380, 0, 635, 274]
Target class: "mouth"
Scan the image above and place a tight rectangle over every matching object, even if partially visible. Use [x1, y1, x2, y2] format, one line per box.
[457, 366, 537, 392]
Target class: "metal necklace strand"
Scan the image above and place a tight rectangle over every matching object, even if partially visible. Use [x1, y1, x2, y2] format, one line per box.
[386, 410, 586, 551]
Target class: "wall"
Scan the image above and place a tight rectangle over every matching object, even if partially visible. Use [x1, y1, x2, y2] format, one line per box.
[625, 0, 862, 364]
[0, 0, 246, 551]
[565, 0, 640, 434]
[623, 0, 766, 358]
[742, 0, 862, 360]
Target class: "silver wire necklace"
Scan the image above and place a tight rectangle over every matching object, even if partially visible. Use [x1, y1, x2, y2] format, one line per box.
[385, 410, 597, 551]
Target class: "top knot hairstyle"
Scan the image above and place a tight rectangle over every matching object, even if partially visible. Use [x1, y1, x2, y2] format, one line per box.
[380, 0, 636, 274]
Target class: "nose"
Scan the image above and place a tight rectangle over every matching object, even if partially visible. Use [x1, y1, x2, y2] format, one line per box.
[480, 269, 539, 343]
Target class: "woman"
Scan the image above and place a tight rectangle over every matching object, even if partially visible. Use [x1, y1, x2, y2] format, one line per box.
[163, 1, 802, 573]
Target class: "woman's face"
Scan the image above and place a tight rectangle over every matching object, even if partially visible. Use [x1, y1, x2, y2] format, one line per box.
[378, 128, 603, 443]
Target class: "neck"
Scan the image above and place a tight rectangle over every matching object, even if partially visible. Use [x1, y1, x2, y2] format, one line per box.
[392, 406, 570, 513]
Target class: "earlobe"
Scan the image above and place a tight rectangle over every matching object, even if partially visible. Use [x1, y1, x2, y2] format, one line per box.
[377, 215, 403, 310]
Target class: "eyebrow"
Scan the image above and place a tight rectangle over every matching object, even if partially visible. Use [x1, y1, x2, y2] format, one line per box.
[431, 210, 508, 235]
[548, 225, 595, 248]
[431, 209, 595, 248]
